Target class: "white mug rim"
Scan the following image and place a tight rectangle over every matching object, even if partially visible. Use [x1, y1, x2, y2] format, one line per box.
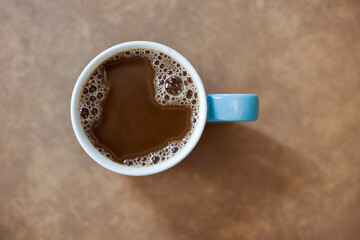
[70, 41, 207, 176]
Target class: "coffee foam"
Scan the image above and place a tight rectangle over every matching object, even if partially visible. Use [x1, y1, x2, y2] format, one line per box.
[79, 48, 200, 167]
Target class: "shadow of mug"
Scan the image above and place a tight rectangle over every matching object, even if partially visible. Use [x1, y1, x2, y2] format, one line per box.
[128, 124, 312, 239]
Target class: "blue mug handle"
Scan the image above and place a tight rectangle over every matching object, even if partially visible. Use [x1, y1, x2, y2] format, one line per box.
[207, 94, 259, 122]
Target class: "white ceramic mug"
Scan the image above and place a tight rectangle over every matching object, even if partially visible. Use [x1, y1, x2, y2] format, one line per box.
[71, 41, 258, 176]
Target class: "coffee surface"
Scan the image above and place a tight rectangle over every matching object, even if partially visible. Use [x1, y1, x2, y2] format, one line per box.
[93, 56, 191, 161]
[79, 48, 199, 167]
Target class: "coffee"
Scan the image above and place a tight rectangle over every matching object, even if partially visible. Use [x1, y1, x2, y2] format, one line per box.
[78, 48, 199, 167]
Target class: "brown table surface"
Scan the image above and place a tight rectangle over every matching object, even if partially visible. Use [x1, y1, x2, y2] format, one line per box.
[1, 1, 360, 239]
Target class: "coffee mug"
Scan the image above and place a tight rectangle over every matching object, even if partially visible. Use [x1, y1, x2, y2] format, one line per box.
[71, 41, 258, 176]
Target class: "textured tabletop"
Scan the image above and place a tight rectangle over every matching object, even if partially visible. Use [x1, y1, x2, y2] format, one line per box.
[1, 1, 359, 239]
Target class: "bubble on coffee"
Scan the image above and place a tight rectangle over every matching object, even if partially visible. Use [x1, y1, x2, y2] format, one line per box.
[79, 48, 200, 167]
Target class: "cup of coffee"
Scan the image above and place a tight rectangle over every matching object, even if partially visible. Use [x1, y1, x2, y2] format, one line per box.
[71, 41, 258, 176]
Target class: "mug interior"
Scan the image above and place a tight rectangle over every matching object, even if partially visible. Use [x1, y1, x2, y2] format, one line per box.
[70, 41, 207, 176]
